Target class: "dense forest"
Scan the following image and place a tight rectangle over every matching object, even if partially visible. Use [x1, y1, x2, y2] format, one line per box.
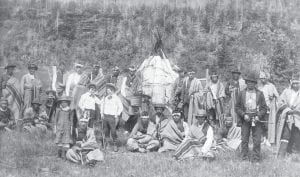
[0, 0, 300, 85]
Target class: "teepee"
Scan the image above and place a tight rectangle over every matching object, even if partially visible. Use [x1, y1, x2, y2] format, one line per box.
[137, 32, 178, 105]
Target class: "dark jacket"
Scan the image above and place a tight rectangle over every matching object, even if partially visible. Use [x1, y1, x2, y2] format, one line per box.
[235, 88, 267, 127]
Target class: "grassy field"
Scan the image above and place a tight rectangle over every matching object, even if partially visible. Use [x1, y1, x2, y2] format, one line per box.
[1, 129, 300, 177]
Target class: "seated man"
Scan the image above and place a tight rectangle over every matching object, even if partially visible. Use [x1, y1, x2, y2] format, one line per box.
[159, 109, 189, 153]
[151, 104, 170, 141]
[22, 99, 49, 134]
[173, 109, 215, 160]
[215, 116, 241, 151]
[127, 111, 159, 153]
[66, 119, 104, 167]
[0, 98, 15, 131]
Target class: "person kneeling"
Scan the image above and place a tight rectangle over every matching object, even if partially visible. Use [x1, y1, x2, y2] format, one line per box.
[127, 111, 159, 153]
[66, 119, 104, 167]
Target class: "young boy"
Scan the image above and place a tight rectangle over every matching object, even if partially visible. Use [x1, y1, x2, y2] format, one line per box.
[54, 96, 74, 160]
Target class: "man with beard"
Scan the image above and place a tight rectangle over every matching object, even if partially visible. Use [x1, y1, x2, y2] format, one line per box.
[127, 111, 159, 152]
[66, 119, 104, 166]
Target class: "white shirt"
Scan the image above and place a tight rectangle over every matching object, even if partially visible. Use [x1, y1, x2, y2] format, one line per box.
[100, 94, 123, 116]
[78, 92, 101, 111]
[245, 91, 257, 112]
[65, 72, 81, 96]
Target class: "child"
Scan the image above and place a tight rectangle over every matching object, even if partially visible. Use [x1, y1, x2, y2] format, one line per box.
[54, 96, 74, 160]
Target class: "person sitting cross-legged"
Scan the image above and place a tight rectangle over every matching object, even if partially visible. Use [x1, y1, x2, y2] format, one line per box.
[66, 119, 104, 167]
[173, 109, 215, 161]
[158, 109, 189, 153]
[127, 111, 160, 153]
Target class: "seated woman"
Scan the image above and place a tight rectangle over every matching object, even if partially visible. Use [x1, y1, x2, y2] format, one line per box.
[158, 109, 189, 153]
[127, 111, 160, 153]
[173, 109, 215, 160]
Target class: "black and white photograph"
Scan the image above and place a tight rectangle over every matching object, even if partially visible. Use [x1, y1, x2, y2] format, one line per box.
[0, 0, 300, 176]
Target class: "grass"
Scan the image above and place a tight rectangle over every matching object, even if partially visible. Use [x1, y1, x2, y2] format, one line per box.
[1, 129, 300, 177]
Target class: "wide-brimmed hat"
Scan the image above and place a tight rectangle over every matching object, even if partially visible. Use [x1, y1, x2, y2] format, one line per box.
[194, 109, 207, 118]
[88, 82, 97, 89]
[244, 72, 258, 83]
[106, 83, 117, 91]
[153, 103, 165, 108]
[31, 99, 42, 105]
[57, 96, 72, 102]
[45, 88, 56, 95]
[4, 62, 16, 69]
[28, 63, 38, 70]
[231, 68, 241, 75]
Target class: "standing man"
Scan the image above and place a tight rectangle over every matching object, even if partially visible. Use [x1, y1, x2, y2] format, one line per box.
[20, 63, 42, 110]
[172, 69, 186, 110]
[236, 72, 267, 162]
[225, 68, 246, 124]
[0, 98, 15, 131]
[180, 70, 204, 125]
[257, 71, 279, 146]
[100, 83, 123, 152]
[0, 63, 22, 121]
[276, 74, 300, 158]
[65, 63, 84, 97]
[78, 83, 101, 128]
[206, 70, 226, 127]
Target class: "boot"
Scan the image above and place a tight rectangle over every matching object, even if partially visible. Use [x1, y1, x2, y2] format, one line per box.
[57, 148, 62, 158]
[277, 141, 289, 159]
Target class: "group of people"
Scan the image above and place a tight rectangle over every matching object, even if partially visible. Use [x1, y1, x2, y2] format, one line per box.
[1, 61, 300, 167]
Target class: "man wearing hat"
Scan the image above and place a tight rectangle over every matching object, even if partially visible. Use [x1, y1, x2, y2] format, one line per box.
[257, 71, 279, 146]
[20, 63, 42, 110]
[100, 83, 123, 152]
[127, 111, 160, 153]
[78, 82, 101, 128]
[276, 73, 300, 158]
[225, 68, 246, 124]
[236, 71, 267, 162]
[0, 62, 22, 121]
[180, 70, 204, 124]
[66, 118, 104, 166]
[206, 69, 226, 127]
[0, 98, 15, 131]
[173, 109, 215, 160]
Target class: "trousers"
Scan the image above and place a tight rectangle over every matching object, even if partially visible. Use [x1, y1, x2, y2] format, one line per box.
[103, 114, 118, 142]
[241, 121, 262, 161]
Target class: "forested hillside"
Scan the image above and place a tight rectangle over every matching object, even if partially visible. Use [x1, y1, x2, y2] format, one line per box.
[0, 0, 300, 84]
